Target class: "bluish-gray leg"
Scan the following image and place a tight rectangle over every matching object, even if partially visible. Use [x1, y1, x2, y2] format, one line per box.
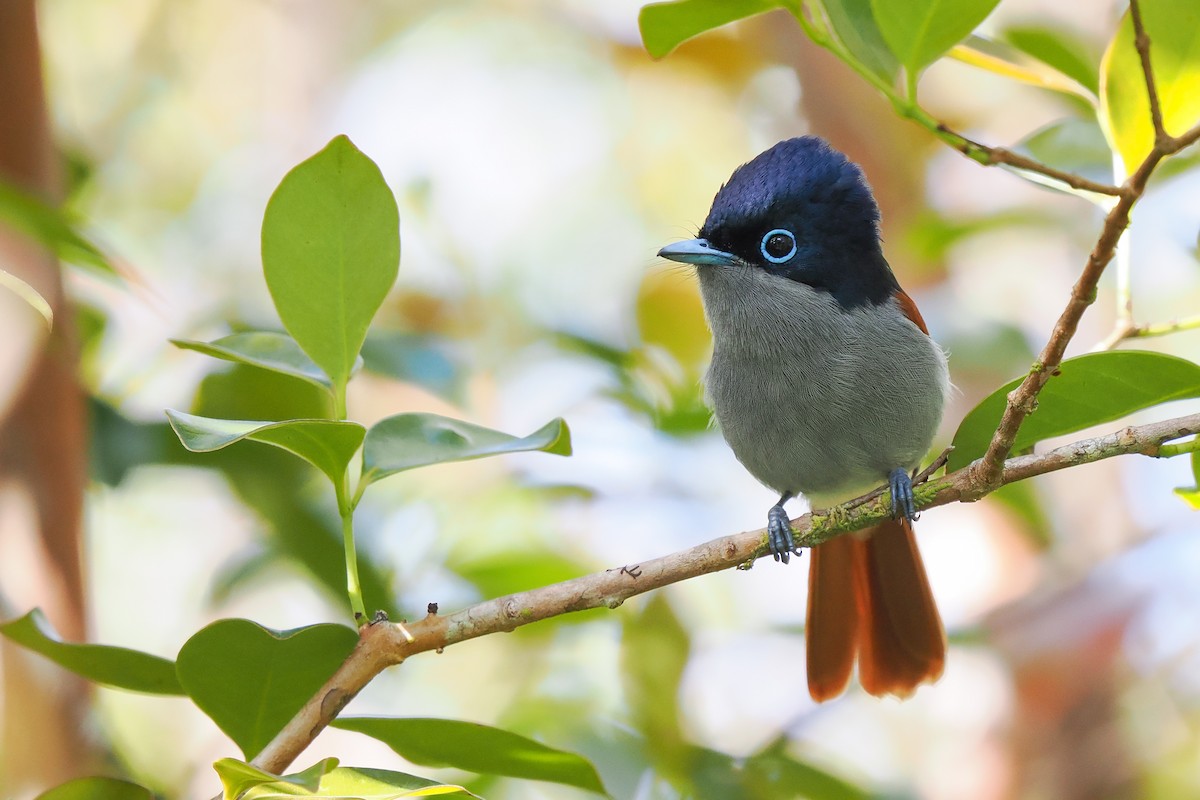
[889, 467, 917, 522]
[767, 494, 796, 564]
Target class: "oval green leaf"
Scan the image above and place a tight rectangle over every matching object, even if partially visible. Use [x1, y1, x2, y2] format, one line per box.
[1101, 0, 1200, 173]
[331, 717, 607, 795]
[949, 351, 1200, 472]
[870, 0, 1002, 78]
[261, 135, 400, 390]
[34, 777, 155, 800]
[820, 0, 900, 83]
[950, 36, 1094, 102]
[319, 767, 477, 798]
[360, 414, 570, 488]
[0, 609, 183, 695]
[638, 0, 788, 59]
[166, 410, 365, 486]
[1003, 24, 1100, 95]
[176, 620, 358, 758]
[172, 332, 351, 391]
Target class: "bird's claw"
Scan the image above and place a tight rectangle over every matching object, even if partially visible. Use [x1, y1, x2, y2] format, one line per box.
[767, 503, 796, 564]
[889, 467, 918, 522]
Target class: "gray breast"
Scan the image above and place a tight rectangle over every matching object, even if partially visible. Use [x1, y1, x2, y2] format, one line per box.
[698, 266, 948, 501]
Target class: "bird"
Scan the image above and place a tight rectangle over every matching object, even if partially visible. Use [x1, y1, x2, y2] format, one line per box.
[656, 136, 948, 701]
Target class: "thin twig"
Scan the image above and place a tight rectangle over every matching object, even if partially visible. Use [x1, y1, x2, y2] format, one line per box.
[935, 124, 1123, 197]
[1129, 0, 1168, 144]
[250, 412, 1200, 775]
[1097, 313, 1200, 351]
[971, 15, 1200, 486]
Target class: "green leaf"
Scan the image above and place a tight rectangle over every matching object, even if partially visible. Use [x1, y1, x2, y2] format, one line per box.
[331, 717, 607, 795]
[950, 35, 1095, 102]
[34, 777, 155, 800]
[743, 739, 869, 800]
[1173, 486, 1200, 509]
[1003, 24, 1100, 95]
[0, 267, 54, 328]
[360, 414, 570, 489]
[1101, 0, 1200, 173]
[172, 332, 351, 392]
[0, 178, 117, 279]
[214, 757, 335, 798]
[166, 410, 365, 487]
[1013, 117, 1114, 191]
[870, 0, 1003, 80]
[176, 620, 358, 758]
[319, 767, 477, 798]
[261, 135, 400, 390]
[819, 0, 899, 82]
[0, 609, 183, 695]
[621, 595, 690, 776]
[450, 551, 588, 598]
[949, 351, 1200, 472]
[638, 0, 789, 59]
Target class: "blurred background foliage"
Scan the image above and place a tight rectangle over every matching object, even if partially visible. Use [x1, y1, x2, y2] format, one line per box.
[2, 0, 1200, 798]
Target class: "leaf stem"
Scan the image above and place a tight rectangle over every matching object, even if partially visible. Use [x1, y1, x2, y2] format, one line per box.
[1159, 436, 1200, 459]
[340, 497, 366, 624]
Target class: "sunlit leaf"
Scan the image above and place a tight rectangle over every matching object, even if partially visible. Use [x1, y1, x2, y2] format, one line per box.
[950, 35, 1094, 101]
[360, 413, 570, 489]
[1177, 450, 1200, 509]
[0, 609, 183, 695]
[213, 757, 335, 798]
[1101, 0, 1200, 173]
[34, 777, 155, 800]
[0, 178, 117, 278]
[331, 717, 607, 795]
[0, 267, 53, 328]
[1003, 23, 1100, 94]
[949, 351, 1200, 471]
[1174, 486, 1200, 509]
[176, 620, 358, 758]
[870, 0, 1002, 80]
[166, 410, 365, 487]
[172, 332, 342, 392]
[639, 0, 790, 59]
[262, 135, 400, 390]
[636, 267, 709, 378]
[319, 767, 478, 798]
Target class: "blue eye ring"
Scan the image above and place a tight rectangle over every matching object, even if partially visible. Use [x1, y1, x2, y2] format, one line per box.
[760, 229, 797, 263]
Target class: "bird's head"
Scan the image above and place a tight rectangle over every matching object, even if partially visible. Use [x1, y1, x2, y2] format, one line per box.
[658, 137, 900, 309]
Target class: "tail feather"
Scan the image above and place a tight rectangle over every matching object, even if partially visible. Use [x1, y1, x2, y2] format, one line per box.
[806, 518, 944, 701]
[805, 534, 863, 701]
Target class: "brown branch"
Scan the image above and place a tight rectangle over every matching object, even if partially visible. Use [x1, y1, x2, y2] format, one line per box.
[250, 411, 1200, 774]
[1129, 0, 1167, 145]
[970, 14, 1200, 487]
[935, 124, 1123, 197]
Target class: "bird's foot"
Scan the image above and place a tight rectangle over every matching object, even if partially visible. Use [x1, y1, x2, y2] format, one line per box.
[767, 502, 796, 564]
[889, 467, 918, 522]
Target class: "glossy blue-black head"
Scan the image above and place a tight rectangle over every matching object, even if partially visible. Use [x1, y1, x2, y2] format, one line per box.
[658, 137, 899, 309]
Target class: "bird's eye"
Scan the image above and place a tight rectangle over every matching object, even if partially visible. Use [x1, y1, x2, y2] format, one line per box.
[760, 229, 797, 263]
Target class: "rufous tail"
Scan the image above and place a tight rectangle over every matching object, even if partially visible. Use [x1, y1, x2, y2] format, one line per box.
[805, 517, 945, 701]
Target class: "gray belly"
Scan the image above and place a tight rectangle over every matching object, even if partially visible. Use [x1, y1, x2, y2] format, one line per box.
[702, 296, 947, 500]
